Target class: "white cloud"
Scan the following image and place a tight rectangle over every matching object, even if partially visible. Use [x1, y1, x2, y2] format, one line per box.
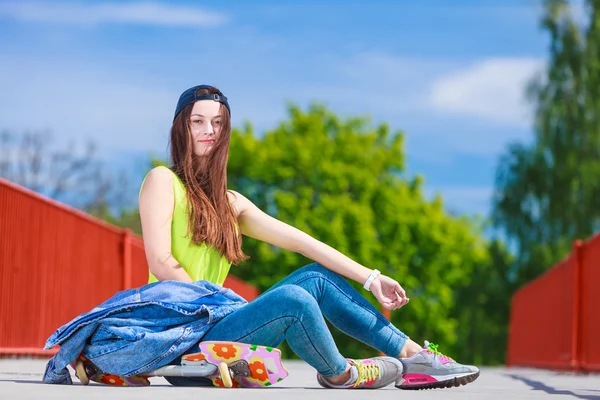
[0, 1, 228, 27]
[429, 58, 545, 128]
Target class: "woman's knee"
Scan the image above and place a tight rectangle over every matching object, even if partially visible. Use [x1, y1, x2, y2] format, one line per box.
[269, 285, 320, 315]
[297, 263, 349, 292]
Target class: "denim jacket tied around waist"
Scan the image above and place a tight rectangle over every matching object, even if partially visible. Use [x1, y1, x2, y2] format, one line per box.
[42, 280, 248, 384]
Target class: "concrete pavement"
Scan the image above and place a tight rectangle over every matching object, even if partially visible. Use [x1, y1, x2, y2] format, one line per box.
[1, 358, 599, 399]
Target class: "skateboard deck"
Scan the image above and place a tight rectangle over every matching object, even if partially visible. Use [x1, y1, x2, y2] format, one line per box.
[185, 341, 289, 388]
[71, 341, 288, 388]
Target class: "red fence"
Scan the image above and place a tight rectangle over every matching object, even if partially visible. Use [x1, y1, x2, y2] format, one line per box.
[0, 178, 259, 357]
[579, 234, 600, 371]
[508, 236, 600, 371]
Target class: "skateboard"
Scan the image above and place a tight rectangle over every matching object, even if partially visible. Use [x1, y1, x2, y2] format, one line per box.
[71, 341, 288, 388]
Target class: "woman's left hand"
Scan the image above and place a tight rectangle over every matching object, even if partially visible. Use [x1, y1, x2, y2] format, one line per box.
[369, 275, 409, 310]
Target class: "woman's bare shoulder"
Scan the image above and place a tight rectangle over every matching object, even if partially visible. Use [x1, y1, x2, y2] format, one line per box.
[141, 166, 175, 194]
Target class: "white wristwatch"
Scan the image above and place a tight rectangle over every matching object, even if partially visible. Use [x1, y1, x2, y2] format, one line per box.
[363, 269, 381, 291]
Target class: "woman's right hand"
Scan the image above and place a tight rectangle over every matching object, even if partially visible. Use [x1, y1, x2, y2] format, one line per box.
[368, 274, 409, 311]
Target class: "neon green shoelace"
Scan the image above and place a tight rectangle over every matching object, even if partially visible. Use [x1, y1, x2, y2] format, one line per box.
[353, 360, 381, 387]
[427, 342, 454, 362]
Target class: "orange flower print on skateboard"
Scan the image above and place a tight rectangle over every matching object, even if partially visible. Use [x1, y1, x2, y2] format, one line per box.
[213, 376, 242, 388]
[185, 353, 206, 362]
[100, 374, 125, 386]
[207, 343, 242, 361]
[247, 357, 269, 383]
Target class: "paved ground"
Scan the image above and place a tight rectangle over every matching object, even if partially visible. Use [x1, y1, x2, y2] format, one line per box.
[1, 359, 600, 399]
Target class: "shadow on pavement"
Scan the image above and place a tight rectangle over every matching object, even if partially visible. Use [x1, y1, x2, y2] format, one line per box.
[506, 374, 600, 399]
[0, 379, 48, 385]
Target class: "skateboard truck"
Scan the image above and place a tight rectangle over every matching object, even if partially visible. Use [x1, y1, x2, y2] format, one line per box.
[228, 360, 251, 377]
[218, 359, 252, 388]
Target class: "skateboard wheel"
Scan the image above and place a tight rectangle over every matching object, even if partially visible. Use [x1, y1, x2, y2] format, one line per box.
[218, 362, 233, 388]
[75, 361, 90, 385]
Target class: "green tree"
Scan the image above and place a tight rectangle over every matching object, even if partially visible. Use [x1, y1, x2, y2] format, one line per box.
[226, 103, 492, 360]
[493, 0, 600, 288]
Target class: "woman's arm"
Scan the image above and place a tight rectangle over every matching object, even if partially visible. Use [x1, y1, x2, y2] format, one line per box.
[139, 167, 193, 282]
[229, 190, 408, 309]
[229, 190, 373, 285]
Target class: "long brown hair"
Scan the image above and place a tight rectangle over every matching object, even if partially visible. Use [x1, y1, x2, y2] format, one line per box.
[169, 86, 248, 265]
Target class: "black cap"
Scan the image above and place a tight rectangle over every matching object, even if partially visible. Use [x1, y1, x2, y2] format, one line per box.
[173, 85, 230, 121]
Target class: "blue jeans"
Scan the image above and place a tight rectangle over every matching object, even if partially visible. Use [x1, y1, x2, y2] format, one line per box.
[200, 262, 409, 378]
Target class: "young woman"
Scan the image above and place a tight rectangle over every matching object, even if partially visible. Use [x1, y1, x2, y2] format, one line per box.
[138, 85, 480, 390]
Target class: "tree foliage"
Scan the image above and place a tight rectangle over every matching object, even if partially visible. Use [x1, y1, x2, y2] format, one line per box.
[493, 0, 600, 287]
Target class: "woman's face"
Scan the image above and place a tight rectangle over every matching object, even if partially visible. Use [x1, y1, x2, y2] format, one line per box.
[189, 100, 223, 157]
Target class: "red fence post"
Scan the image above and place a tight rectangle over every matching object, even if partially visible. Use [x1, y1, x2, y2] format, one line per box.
[123, 229, 132, 290]
[571, 240, 583, 371]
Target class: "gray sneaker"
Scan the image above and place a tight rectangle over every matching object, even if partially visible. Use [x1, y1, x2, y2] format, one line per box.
[317, 357, 403, 389]
[396, 341, 479, 390]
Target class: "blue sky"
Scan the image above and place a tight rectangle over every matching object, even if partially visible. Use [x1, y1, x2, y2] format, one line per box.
[0, 0, 582, 217]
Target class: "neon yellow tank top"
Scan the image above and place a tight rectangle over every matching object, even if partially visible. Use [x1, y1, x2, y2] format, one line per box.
[142, 166, 232, 285]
